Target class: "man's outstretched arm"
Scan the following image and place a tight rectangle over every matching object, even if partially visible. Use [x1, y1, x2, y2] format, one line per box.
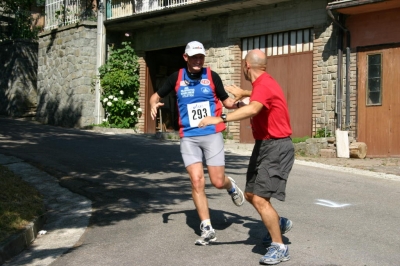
[198, 101, 263, 128]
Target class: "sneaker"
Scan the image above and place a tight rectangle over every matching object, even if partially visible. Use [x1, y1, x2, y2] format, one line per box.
[228, 176, 245, 206]
[262, 217, 292, 245]
[195, 224, 217, 246]
[259, 243, 290, 265]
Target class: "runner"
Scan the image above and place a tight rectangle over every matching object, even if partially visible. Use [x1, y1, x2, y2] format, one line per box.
[149, 41, 245, 246]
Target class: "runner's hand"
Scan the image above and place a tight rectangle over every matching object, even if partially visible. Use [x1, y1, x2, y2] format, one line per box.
[226, 84, 246, 102]
[150, 102, 164, 120]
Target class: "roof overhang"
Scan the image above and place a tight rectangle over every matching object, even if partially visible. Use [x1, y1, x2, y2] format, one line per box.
[104, 0, 290, 32]
[327, 0, 400, 15]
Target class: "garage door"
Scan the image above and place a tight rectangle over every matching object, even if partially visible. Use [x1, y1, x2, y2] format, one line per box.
[240, 29, 313, 143]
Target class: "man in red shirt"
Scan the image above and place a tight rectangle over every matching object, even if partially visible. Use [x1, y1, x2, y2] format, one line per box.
[199, 49, 294, 265]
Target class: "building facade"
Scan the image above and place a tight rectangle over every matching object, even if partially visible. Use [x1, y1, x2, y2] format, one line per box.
[105, 0, 338, 141]
[36, 0, 400, 157]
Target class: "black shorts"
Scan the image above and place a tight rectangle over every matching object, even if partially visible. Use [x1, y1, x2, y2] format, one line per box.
[245, 137, 294, 201]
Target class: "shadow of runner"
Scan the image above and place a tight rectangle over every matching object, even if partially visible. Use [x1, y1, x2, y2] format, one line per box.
[162, 208, 291, 255]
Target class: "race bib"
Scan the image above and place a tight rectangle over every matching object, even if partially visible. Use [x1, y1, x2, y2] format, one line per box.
[187, 101, 211, 127]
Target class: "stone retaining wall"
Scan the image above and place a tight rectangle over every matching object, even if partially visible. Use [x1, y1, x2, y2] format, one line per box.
[37, 22, 98, 127]
[0, 40, 38, 117]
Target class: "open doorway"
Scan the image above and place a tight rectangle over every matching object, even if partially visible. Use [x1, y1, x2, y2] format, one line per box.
[145, 46, 186, 133]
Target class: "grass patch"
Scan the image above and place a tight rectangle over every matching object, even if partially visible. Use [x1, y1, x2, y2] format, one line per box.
[0, 165, 45, 243]
[292, 136, 309, 143]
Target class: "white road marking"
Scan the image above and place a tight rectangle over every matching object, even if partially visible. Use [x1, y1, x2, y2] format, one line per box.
[315, 199, 351, 208]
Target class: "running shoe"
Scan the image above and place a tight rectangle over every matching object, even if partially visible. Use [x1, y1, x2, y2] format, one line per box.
[195, 224, 217, 246]
[259, 243, 290, 265]
[262, 217, 292, 245]
[228, 176, 245, 206]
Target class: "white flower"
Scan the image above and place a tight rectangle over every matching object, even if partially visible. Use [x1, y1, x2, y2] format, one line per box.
[133, 105, 136, 109]
[113, 97, 118, 101]
[108, 95, 114, 99]
[102, 118, 107, 122]
[120, 90, 124, 95]
[126, 100, 131, 105]
[137, 108, 142, 112]
[131, 111, 134, 115]
[107, 101, 112, 106]
[103, 98, 108, 102]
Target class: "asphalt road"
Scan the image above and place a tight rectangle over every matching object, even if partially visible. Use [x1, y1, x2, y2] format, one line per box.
[1, 117, 400, 266]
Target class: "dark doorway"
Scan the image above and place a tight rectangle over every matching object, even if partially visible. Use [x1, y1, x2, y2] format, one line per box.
[145, 46, 186, 133]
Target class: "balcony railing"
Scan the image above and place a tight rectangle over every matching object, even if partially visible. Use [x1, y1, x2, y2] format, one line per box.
[106, 0, 203, 20]
[44, 0, 203, 30]
[45, 0, 96, 30]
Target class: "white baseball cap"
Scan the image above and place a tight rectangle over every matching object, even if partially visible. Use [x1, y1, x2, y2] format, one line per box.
[185, 41, 206, 56]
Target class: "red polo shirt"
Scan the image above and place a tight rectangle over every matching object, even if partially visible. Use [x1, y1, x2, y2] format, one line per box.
[250, 72, 292, 140]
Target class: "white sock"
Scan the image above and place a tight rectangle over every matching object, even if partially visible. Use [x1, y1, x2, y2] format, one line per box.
[201, 219, 213, 230]
[272, 242, 286, 250]
[227, 177, 236, 192]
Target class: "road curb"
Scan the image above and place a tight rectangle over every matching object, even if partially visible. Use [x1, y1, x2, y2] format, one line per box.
[0, 154, 91, 266]
[0, 212, 47, 265]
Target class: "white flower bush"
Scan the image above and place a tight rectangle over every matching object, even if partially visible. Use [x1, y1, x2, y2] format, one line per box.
[99, 42, 141, 128]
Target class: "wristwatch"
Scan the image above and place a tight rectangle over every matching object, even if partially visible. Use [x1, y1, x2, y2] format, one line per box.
[221, 114, 227, 123]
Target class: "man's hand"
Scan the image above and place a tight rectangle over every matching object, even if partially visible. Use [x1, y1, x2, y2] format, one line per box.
[198, 116, 222, 128]
[149, 93, 164, 120]
[226, 84, 249, 102]
[150, 102, 164, 120]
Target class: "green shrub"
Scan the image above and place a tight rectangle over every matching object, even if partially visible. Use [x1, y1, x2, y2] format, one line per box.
[314, 128, 331, 138]
[98, 42, 141, 128]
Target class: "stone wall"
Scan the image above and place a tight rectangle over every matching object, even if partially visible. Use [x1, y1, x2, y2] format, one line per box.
[37, 22, 98, 127]
[312, 24, 357, 138]
[0, 40, 38, 117]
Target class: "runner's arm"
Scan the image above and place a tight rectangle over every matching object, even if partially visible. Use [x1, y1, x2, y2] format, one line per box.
[149, 72, 178, 120]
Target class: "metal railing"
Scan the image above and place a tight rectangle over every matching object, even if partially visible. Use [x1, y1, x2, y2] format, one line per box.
[107, 0, 203, 20]
[44, 0, 202, 30]
[45, 0, 96, 30]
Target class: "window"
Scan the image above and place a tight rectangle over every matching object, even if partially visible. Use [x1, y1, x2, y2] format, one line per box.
[367, 54, 382, 106]
[242, 28, 313, 59]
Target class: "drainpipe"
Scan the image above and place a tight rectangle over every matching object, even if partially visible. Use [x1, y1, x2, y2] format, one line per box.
[336, 23, 343, 130]
[95, 0, 105, 124]
[327, 9, 351, 130]
[345, 35, 351, 130]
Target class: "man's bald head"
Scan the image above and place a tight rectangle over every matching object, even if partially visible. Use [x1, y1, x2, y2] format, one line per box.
[245, 49, 267, 70]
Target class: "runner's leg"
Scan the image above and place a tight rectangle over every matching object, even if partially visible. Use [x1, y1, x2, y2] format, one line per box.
[247, 194, 283, 244]
[186, 162, 210, 221]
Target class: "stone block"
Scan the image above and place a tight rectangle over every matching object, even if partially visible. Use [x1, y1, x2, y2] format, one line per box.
[320, 148, 336, 158]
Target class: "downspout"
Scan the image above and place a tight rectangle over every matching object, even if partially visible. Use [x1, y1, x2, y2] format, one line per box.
[95, 0, 105, 124]
[327, 9, 351, 130]
[345, 33, 351, 130]
[336, 22, 343, 130]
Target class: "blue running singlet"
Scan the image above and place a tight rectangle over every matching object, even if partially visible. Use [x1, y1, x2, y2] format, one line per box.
[174, 67, 226, 137]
